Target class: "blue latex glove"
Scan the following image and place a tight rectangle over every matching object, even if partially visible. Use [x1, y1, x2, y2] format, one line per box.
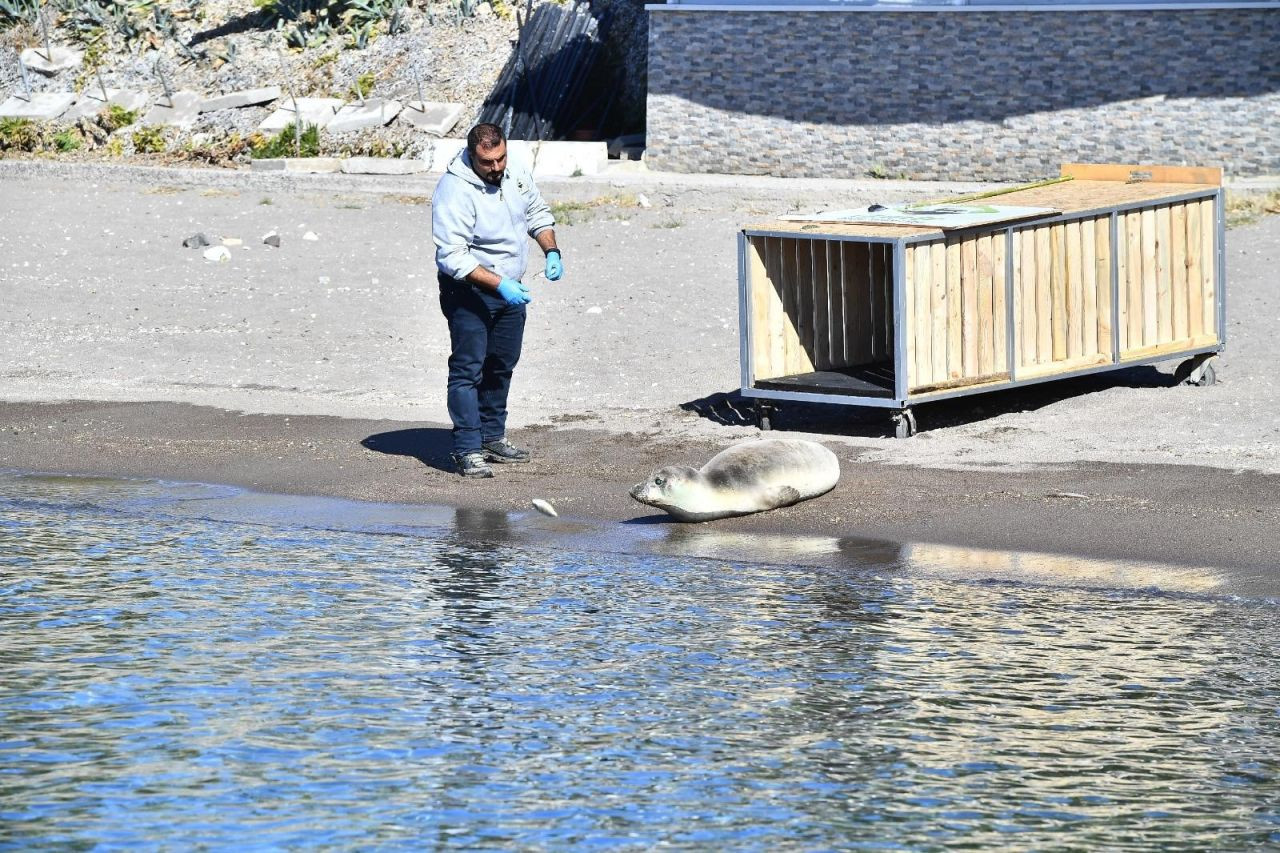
[544, 250, 563, 281]
[496, 278, 531, 306]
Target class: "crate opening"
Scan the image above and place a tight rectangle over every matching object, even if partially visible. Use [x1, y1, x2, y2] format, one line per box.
[747, 235, 897, 395]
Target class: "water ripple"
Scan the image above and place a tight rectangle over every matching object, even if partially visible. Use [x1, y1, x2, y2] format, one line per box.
[0, 474, 1277, 849]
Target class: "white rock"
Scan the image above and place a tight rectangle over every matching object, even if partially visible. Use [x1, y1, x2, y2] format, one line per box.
[586, 306, 602, 314]
[303, 231, 319, 241]
[637, 193, 651, 209]
[221, 237, 243, 247]
[203, 246, 231, 262]
[531, 498, 557, 517]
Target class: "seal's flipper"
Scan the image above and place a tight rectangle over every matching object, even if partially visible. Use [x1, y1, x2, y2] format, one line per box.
[763, 485, 802, 509]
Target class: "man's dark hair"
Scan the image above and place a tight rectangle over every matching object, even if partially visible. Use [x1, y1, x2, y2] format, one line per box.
[467, 123, 505, 153]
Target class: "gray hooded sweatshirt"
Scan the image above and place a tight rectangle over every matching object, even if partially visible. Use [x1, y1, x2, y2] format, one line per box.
[432, 148, 555, 283]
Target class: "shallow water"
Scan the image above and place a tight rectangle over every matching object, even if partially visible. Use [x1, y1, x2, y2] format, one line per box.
[1, 472, 1278, 849]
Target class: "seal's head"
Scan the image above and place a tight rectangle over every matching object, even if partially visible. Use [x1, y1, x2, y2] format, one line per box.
[630, 465, 699, 511]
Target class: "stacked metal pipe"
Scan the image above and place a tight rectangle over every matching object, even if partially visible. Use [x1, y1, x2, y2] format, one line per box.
[477, 1, 610, 141]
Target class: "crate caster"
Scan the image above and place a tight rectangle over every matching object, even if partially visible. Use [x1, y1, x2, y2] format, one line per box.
[1175, 353, 1219, 387]
[892, 408, 917, 439]
[755, 401, 777, 431]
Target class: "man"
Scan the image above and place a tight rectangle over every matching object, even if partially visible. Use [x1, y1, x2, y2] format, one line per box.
[431, 123, 563, 479]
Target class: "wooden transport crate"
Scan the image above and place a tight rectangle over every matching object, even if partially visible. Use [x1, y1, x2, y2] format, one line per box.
[738, 164, 1226, 436]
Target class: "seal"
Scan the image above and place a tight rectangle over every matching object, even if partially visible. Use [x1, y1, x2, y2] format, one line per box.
[629, 438, 840, 522]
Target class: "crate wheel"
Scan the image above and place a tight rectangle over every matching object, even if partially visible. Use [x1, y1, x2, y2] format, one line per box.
[755, 402, 776, 431]
[1176, 354, 1219, 387]
[893, 408, 917, 439]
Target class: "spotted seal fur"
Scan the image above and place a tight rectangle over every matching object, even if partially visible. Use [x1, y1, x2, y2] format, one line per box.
[629, 438, 840, 522]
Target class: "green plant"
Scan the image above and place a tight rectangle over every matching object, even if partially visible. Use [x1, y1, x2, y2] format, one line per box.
[348, 71, 375, 100]
[0, 118, 40, 152]
[106, 136, 124, 156]
[867, 164, 889, 180]
[249, 122, 320, 158]
[52, 128, 82, 152]
[100, 104, 139, 133]
[132, 125, 166, 154]
[259, 196, 274, 205]
[0, 0, 40, 27]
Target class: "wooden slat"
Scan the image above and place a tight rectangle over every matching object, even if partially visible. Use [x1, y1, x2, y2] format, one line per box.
[826, 241, 845, 366]
[1059, 163, 1223, 186]
[1095, 213, 1116, 356]
[913, 245, 934, 388]
[1186, 202, 1204, 340]
[1121, 334, 1218, 363]
[1140, 208, 1159, 348]
[961, 236, 978, 376]
[868, 244, 885, 362]
[1065, 219, 1083, 360]
[976, 234, 995, 376]
[904, 245, 916, 387]
[1125, 211, 1143, 353]
[779, 238, 798, 373]
[947, 237, 963, 378]
[1050, 223, 1067, 362]
[746, 221, 941, 240]
[884, 243, 895, 358]
[748, 237, 771, 380]
[844, 241, 871, 365]
[1013, 227, 1034, 366]
[764, 238, 786, 378]
[1035, 226, 1052, 365]
[1017, 353, 1110, 380]
[1080, 217, 1098, 356]
[811, 240, 830, 369]
[796, 240, 818, 373]
[1094, 216, 1112, 358]
[1200, 198, 1216, 338]
[1155, 205, 1173, 345]
[993, 231, 1008, 373]
[1170, 203, 1189, 342]
[930, 241, 947, 384]
[987, 181, 1216, 216]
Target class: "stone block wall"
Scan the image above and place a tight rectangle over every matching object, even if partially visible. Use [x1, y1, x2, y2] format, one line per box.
[646, 8, 1280, 180]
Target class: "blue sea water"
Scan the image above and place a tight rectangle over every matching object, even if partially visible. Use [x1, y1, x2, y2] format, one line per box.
[1, 472, 1277, 850]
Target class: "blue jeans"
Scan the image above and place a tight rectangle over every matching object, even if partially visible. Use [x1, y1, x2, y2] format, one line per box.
[438, 274, 526, 456]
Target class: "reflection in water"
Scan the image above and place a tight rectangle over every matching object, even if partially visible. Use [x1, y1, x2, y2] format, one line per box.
[0, 473, 1277, 849]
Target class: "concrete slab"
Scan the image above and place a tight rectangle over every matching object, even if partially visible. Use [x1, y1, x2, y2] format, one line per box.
[140, 91, 202, 128]
[340, 156, 428, 175]
[200, 86, 281, 112]
[531, 141, 608, 178]
[424, 138, 468, 172]
[257, 98, 344, 132]
[20, 46, 82, 75]
[397, 101, 463, 136]
[0, 92, 75, 120]
[63, 88, 148, 121]
[249, 157, 343, 173]
[326, 98, 402, 134]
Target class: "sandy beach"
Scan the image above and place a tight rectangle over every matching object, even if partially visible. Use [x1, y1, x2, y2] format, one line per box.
[2, 161, 1277, 575]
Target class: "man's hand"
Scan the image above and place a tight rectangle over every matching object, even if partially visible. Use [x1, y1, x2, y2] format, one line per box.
[544, 249, 563, 282]
[497, 278, 531, 306]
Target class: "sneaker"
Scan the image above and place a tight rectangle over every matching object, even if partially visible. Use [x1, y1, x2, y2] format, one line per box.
[454, 451, 494, 479]
[482, 437, 531, 464]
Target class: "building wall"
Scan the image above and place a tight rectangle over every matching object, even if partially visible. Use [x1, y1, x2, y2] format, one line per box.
[646, 8, 1280, 180]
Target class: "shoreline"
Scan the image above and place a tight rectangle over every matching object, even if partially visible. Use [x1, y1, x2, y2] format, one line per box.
[4, 400, 1277, 581]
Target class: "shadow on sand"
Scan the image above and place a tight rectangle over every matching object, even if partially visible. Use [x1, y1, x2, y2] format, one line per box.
[361, 427, 455, 474]
[681, 364, 1180, 437]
